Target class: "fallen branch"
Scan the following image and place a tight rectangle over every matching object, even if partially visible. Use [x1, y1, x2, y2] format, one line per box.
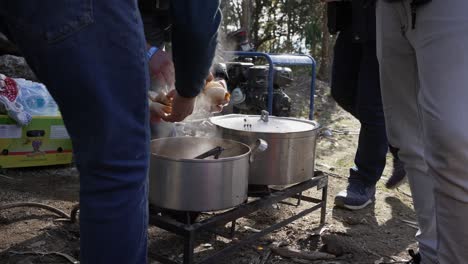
[271, 247, 336, 261]
[9, 250, 79, 264]
[399, 218, 419, 230]
[243, 225, 261, 233]
[331, 129, 360, 135]
[396, 188, 412, 198]
[399, 219, 418, 226]
[318, 170, 345, 179]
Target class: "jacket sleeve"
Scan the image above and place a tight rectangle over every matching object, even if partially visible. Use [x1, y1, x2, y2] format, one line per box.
[170, 0, 221, 98]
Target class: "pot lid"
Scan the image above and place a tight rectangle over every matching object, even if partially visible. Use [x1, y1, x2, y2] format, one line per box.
[210, 111, 318, 133]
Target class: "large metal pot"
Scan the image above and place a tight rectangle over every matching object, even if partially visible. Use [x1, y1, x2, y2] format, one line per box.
[149, 137, 267, 212]
[210, 111, 321, 185]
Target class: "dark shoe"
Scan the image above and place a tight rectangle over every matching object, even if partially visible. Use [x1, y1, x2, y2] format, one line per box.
[407, 249, 421, 264]
[386, 146, 406, 189]
[334, 180, 376, 210]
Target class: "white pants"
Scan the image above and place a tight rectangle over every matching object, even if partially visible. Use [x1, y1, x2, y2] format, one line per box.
[376, 1, 468, 263]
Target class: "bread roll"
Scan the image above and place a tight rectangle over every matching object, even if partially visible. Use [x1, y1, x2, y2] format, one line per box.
[203, 80, 230, 105]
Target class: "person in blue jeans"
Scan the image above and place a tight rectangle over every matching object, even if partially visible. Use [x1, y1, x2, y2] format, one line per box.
[0, 1, 221, 263]
[326, 0, 406, 210]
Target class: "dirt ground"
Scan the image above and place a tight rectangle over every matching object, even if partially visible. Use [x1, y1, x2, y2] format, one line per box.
[0, 80, 419, 264]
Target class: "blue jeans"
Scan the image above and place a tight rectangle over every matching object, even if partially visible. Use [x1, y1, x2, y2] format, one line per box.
[331, 26, 388, 186]
[0, 1, 150, 263]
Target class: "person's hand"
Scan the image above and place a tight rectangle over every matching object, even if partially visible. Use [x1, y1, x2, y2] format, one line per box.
[162, 92, 196, 122]
[148, 49, 175, 87]
[149, 90, 176, 123]
[149, 101, 171, 123]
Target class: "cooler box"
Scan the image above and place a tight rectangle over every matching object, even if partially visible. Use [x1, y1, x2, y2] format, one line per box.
[0, 115, 73, 168]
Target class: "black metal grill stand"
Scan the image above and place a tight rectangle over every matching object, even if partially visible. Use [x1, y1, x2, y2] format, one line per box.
[149, 171, 328, 264]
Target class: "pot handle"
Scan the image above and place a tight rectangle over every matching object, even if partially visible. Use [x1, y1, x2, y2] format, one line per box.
[260, 110, 269, 122]
[250, 138, 268, 163]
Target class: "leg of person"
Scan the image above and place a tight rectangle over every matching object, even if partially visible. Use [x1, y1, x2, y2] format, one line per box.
[405, 1, 468, 262]
[386, 144, 407, 189]
[376, 1, 438, 263]
[332, 26, 388, 210]
[330, 26, 360, 116]
[0, 1, 150, 263]
[349, 35, 389, 201]
[355, 35, 389, 188]
[331, 26, 364, 209]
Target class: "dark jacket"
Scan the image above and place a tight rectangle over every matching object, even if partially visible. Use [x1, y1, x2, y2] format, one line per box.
[139, 0, 221, 98]
[327, 0, 431, 40]
[327, 0, 376, 42]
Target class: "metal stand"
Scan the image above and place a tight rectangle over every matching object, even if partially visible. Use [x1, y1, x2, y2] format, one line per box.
[149, 172, 328, 264]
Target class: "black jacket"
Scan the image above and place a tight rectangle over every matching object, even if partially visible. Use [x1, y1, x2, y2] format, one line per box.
[327, 0, 376, 42]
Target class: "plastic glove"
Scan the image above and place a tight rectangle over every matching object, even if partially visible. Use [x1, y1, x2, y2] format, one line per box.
[149, 89, 175, 123]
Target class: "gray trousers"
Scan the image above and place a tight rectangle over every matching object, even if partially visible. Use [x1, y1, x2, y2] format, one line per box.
[376, 1, 468, 263]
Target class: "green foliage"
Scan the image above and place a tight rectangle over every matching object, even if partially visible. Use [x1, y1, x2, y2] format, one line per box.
[220, 0, 332, 80]
[221, 0, 325, 54]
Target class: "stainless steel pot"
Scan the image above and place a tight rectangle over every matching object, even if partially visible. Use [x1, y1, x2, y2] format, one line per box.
[149, 137, 267, 212]
[210, 111, 321, 185]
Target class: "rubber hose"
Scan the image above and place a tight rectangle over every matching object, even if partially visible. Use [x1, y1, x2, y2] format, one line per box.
[0, 202, 70, 219]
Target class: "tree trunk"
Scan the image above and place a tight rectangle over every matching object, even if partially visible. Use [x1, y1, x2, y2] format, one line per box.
[241, 0, 251, 35]
[317, 7, 331, 82]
